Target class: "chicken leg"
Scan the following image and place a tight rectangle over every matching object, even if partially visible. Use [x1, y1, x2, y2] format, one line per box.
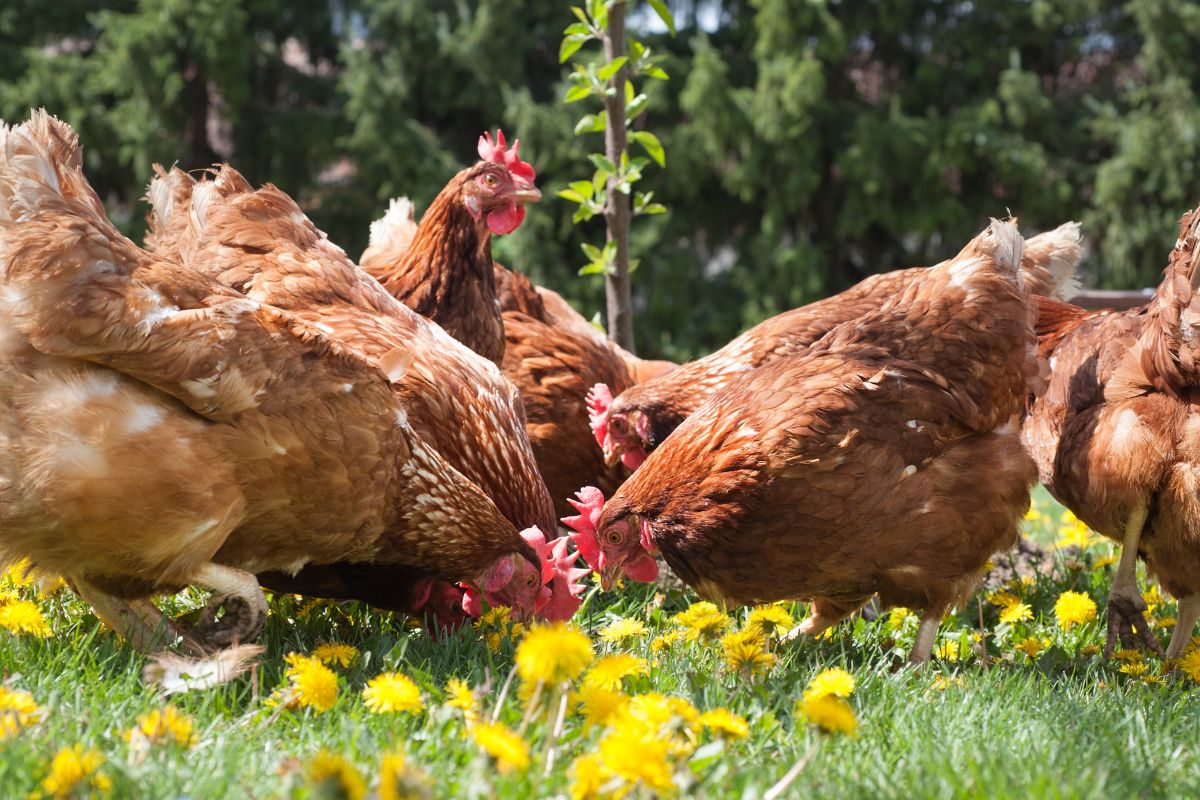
[73, 579, 180, 652]
[188, 563, 269, 649]
[909, 607, 946, 665]
[781, 596, 870, 642]
[1166, 594, 1200, 660]
[1105, 504, 1164, 658]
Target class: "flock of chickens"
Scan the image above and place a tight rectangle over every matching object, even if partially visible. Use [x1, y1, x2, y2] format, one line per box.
[0, 110, 1197, 670]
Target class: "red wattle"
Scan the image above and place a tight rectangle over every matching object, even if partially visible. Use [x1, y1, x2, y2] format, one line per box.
[621, 447, 648, 470]
[625, 553, 659, 583]
[486, 203, 525, 235]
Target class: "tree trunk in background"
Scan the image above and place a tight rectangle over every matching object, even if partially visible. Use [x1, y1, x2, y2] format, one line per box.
[602, 0, 635, 353]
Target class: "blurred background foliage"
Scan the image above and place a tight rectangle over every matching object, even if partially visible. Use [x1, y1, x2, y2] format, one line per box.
[2, 0, 1198, 359]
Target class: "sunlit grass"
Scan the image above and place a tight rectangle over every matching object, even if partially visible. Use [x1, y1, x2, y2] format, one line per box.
[1, 488, 1197, 798]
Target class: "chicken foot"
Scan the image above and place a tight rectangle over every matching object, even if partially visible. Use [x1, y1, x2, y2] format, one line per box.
[1166, 594, 1200, 661]
[73, 579, 180, 652]
[781, 597, 870, 643]
[1105, 504, 1164, 658]
[188, 563, 269, 650]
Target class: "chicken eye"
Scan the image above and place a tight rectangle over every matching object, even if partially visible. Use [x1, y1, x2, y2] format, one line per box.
[483, 174, 498, 187]
[525, 573, 537, 588]
[606, 528, 623, 545]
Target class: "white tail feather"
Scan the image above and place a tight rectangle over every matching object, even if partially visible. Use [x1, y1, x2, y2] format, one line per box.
[142, 643, 265, 694]
[1025, 221, 1084, 300]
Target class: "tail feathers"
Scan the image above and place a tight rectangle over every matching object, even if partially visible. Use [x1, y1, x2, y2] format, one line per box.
[956, 218, 1023, 276]
[1022, 221, 1084, 300]
[361, 196, 417, 274]
[144, 164, 196, 256]
[0, 109, 105, 227]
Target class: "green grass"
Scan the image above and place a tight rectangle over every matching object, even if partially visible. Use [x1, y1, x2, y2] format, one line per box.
[2, 488, 1199, 799]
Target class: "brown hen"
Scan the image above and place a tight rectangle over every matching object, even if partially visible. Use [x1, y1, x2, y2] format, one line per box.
[574, 220, 1040, 663]
[1025, 205, 1200, 659]
[0, 112, 546, 649]
[360, 131, 540, 365]
[363, 196, 676, 515]
[594, 223, 1083, 469]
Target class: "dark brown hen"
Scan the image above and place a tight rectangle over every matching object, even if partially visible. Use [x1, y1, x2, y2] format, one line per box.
[572, 221, 1039, 663]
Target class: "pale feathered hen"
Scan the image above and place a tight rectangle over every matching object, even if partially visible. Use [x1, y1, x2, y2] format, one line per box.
[142, 159, 588, 621]
[0, 111, 548, 649]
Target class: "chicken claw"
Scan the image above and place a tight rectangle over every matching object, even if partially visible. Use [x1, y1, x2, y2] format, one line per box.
[1104, 588, 1164, 659]
[187, 564, 269, 651]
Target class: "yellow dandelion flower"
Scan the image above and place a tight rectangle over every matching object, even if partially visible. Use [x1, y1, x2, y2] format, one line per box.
[598, 724, 674, 793]
[1013, 636, 1048, 660]
[698, 708, 749, 739]
[1080, 644, 1101, 657]
[2, 559, 34, 587]
[888, 606, 916, 628]
[573, 683, 630, 728]
[719, 628, 774, 676]
[584, 654, 648, 692]
[38, 744, 112, 798]
[999, 601, 1033, 625]
[378, 748, 430, 800]
[311, 642, 359, 668]
[1119, 662, 1149, 677]
[0, 686, 41, 740]
[598, 617, 648, 643]
[672, 601, 730, 640]
[127, 705, 195, 748]
[1055, 516, 1094, 549]
[804, 667, 856, 700]
[280, 653, 338, 712]
[362, 672, 423, 714]
[1111, 648, 1145, 663]
[930, 675, 967, 692]
[988, 590, 1018, 608]
[515, 623, 593, 685]
[477, 607, 512, 627]
[1154, 616, 1176, 630]
[0, 599, 50, 637]
[1142, 673, 1165, 686]
[1054, 591, 1097, 629]
[651, 629, 685, 651]
[569, 752, 610, 800]
[1024, 508, 1043, 522]
[624, 692, 699, 732]
[305, 750, 366, 800]
[745, 604, 795, 639]
[1179, 650, 1200, 682]
[935, 639, 964, 662]
[444, 678, 478, 725]
[471, 722, 529, 773]
[1093, 554, 1117, 570]
[797, 694, 858, 737]
[1142, 585, 1163, 614]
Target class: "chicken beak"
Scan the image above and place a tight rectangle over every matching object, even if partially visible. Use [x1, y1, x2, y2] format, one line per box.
[510, 183, 542, 204]
[599, 565, 620, 592]
[601, 443, 622, 467]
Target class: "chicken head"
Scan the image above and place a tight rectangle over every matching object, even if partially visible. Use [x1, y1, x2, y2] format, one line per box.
[463, 130, 541, 235]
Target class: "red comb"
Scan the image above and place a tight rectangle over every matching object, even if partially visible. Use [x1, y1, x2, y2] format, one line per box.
[536, 536, 591, 622]
[586, 383, 613, 449]
[478, 129, 536, 184]
[520, 526, 556, 584]
[563, 486, 605, 572]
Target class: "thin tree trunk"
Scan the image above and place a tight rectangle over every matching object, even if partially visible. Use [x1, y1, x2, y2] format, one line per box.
[602, 1, 635, 352]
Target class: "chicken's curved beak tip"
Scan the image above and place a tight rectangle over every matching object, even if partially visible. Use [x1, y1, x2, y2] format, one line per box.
[511, 185, 542, 204]
[599, 567, 619, 592]
[601, 444, 622, 467]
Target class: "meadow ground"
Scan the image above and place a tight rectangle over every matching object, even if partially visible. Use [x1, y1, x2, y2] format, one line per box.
[2, 488, 1199, 799]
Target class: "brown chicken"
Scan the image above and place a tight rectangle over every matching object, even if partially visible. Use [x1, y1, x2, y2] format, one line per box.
[140, 157, 587, 621]
[1025, 205, 1200, 659]
[363, 197, 675, 516]
[0, 112, 548, 649]
[568, 220, 1040, 663]
[360, 131, 540, 365]
[592, 223, 1083, 470]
